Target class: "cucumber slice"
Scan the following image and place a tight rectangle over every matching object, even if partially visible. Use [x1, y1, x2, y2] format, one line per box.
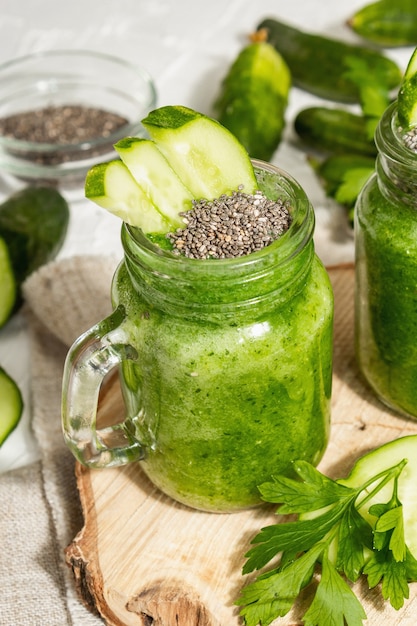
[0, 236, 16, 328]
[114, 137, 192, 228]
[141, 105, 258, 199]
[398, 47, 417, 129]
[85, 159, 174, 233]
[0, 366, 23, 446]
[338, 435, 417, 558]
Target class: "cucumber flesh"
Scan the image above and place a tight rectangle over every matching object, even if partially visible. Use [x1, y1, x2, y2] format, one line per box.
[338, 435, 417, 559]
[85, 159, 174, 233]
[114, 137, 193, 228]
[0, 366, 23, 446]
[141, 105, 258, 199]
[0, 236, 16, 328]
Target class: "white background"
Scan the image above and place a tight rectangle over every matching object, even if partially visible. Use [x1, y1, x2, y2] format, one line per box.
[0, 0, 413, 471]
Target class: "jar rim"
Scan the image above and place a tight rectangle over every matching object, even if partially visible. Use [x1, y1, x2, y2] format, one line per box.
[123, 159, 314, 275]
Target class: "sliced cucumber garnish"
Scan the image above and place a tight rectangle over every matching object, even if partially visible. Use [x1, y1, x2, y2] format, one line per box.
[141, 105, 258, 199]
[115, 137, 192, 228]
[85, 105, 258, 233]
[398, 47, 417, 129]
[85, 159, 173, 233]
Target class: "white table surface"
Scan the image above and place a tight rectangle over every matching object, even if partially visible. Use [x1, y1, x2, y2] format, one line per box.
[0, 0, 412, 473]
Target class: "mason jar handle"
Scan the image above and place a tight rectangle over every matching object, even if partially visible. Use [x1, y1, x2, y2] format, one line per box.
[61, 306, 143, 468]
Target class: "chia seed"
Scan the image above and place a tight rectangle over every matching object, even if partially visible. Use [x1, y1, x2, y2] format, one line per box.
[0, 104, 128, 165]
[167, 188, 292, 259]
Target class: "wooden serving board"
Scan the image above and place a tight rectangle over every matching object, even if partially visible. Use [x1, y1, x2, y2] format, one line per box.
[65, 265, 417, 626]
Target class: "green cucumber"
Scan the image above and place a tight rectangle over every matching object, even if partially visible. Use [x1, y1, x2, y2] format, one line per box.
[294, 107, 377, 156]
[338, 435, 417, 559]
[0, 187, 69, 288]
[257, 18, 402, 103]
[85, 159, 173, 233]
[0, 366, 23, 446]
[0, 236, 16, 328]
[213, 41, 291, 161]
[398, 47, 417, 130]
[114, 137, 193, 227]
[348, 0, 417, 47]
[141, 105, 258, 199]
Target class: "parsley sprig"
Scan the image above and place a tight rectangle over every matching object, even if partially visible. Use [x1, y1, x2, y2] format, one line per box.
[237, 459, 417, 626]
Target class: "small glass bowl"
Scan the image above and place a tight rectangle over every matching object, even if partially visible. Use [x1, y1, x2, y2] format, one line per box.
[0, 50, 157, 187]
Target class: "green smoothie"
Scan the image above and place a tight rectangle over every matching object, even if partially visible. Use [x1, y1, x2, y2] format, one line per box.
[355, 173, 417, 417]
[112, 244, 333, 511]
[355, 96, 417, 419]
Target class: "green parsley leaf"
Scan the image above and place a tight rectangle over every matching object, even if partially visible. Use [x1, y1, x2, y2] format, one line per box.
[238, 542, 325, 626]
[343, 55, 391, 140]
[303, 553, 367, 626]
[237, 457, 415, 626]
[375, 506, 406, 562]
[334, 168, 374, 207]
[336, 503, 373, 581]
[259, 460, 356, 514]
[364, 550, 410, 610]
[243, 500, 351, 574]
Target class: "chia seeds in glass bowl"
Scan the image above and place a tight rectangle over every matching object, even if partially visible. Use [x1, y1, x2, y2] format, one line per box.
[0, 50, 156, 188]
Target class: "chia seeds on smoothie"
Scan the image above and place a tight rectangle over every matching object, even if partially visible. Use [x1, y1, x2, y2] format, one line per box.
[167, 187, 292, 259]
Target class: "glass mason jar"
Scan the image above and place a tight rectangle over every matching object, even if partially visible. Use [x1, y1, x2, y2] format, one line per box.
[355, 102, 417, 419]
[62, 160, 334, 512]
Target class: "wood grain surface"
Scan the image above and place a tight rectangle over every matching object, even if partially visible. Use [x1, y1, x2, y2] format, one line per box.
[65, 264, 417, 626]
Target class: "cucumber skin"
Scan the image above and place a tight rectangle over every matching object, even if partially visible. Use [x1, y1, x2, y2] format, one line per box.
[294, 107, 377, 157]
[214, 42, 291, 161]
[258, 18, 402, 103]
[349, 0, 417, 47]
[0, 187, 69, 289]
[0, 366, 23, 446]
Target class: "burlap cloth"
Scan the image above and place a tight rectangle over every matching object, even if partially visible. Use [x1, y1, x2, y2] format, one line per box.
[0, 256, 119, 626]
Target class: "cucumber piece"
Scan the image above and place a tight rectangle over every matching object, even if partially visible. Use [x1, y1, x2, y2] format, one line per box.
[348, 0, 417, 48]
[0, 366, 23, 446]
[114, 137, 193, 227]
[0, 236, 16, 328]
[213, 41, 291, 161]
[141, 105, 258, 200]
[398, 47, 417, 130]
[294, 107, 377, 157]
[257, 18, 402, 103]
[0, 187, 69, 288]
[85, 159, 174, 233]
[338, 435, 417, 559]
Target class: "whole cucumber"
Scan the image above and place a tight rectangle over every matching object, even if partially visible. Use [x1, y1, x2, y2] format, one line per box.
[348, 0, 417, 47]
[294, 107, 377, 156]
[257, 18, 402, 103]
[214, 41, 291, 161]
[0, 186, 69, 290]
